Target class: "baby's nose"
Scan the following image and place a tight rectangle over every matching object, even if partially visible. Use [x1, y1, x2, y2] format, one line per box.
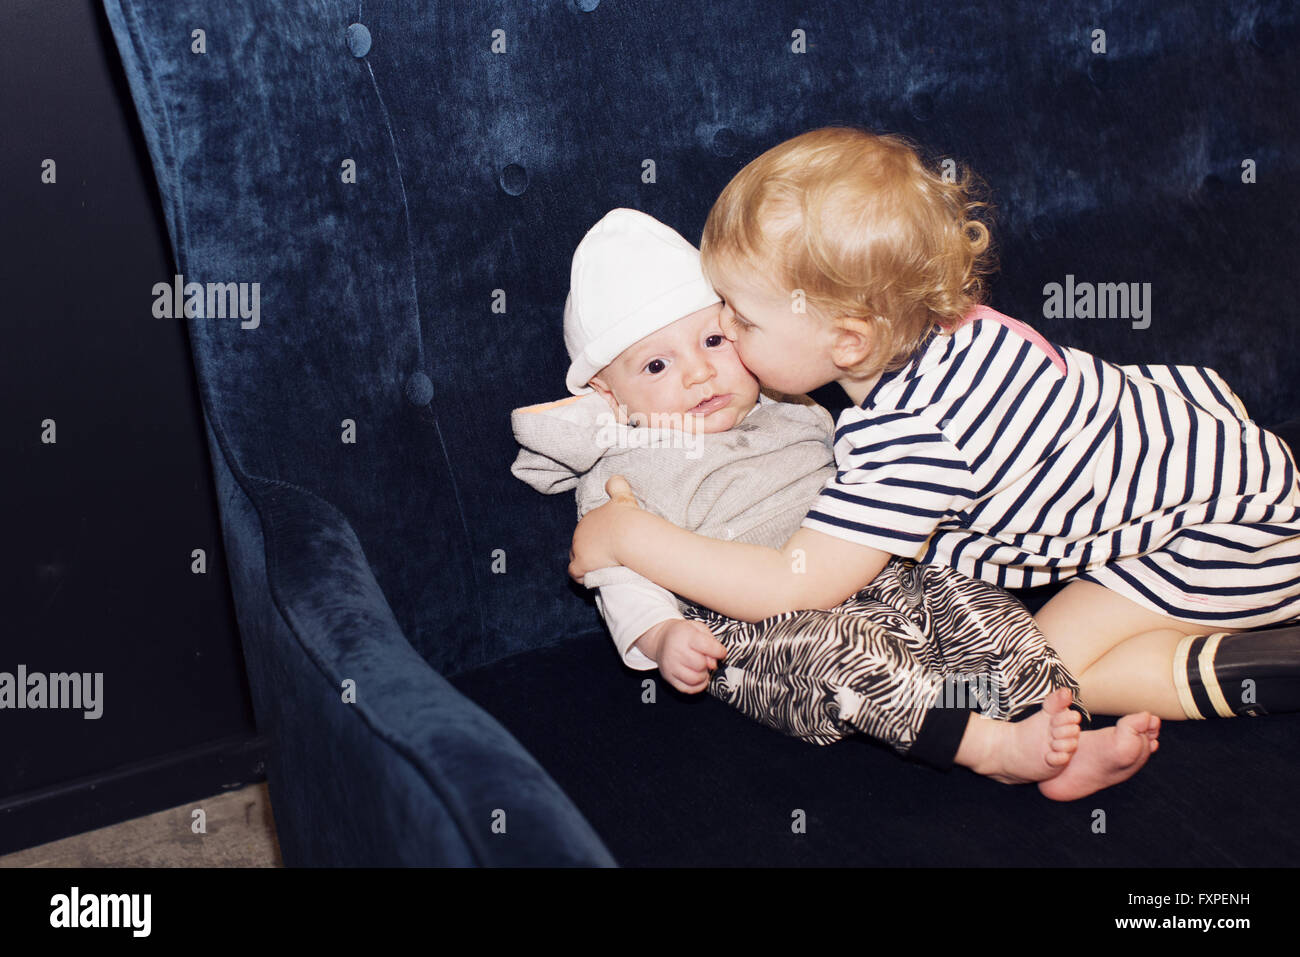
[684, 355, 715, 384]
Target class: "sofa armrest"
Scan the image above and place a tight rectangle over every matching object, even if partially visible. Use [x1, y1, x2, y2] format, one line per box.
[217, 465, 615, 866]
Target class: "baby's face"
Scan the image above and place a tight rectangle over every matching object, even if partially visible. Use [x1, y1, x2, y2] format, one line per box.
[588, 302, 760, 434]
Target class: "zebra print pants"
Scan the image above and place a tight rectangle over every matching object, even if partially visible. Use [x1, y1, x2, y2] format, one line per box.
[678, 556, 1087, 758]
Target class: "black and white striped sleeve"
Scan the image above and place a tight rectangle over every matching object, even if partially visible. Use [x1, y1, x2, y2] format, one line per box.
[800, 410, 978, 559]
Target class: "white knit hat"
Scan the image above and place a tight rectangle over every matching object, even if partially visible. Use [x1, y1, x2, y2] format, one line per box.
[563, 208, 722, 395]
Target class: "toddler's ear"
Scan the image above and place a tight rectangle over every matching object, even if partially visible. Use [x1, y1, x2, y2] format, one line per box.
[829, 315, 876, 368]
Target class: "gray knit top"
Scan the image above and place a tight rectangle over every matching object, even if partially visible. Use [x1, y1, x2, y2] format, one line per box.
[510, 390, 836, 591]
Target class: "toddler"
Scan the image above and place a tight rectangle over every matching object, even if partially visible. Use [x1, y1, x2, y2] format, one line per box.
[568, 128, 1300, 730]
[517, 207, 1161, 801]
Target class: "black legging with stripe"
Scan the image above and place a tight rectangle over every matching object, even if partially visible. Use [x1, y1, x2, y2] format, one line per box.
[678, 556, 1088, 769]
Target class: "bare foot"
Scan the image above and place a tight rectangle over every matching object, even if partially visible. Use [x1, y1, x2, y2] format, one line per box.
[970, 687, 1083, 785]
[1036, 712, 1161, 802]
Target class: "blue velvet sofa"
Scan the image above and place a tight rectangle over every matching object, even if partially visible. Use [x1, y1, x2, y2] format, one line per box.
[101, 0, 1300, 866]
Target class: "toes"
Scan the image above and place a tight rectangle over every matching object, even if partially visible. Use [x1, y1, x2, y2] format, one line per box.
[1051, 709, 1081, 728]
[1117, 711, 1153, 735]
[1043, 687, 1073, 714]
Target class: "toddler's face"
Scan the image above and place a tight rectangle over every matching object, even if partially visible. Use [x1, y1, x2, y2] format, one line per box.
[713, 266, 842, 398]
[588, 302, 760, 434]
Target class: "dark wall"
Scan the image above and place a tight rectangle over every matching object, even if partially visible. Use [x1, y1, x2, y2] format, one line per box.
[0, 0, 263, 853]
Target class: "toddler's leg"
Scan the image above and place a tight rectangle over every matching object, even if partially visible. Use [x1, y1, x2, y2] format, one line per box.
[1032, 580, 1300, 718]
[1171, 628, 1300, 717]
[1079, 623, 1300, 718]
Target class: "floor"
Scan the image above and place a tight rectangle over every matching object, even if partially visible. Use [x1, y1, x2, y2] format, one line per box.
[0, 782, 282, 867]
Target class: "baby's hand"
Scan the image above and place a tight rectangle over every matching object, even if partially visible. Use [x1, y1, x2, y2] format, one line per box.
[645, 619, 728, 694]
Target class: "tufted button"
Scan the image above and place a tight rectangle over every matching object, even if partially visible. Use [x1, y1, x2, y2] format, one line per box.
[1026, 217, 1059, 243]
[404, 371, 434, 406]
[1086, 56, 1108, 88]
[347, 23, 372, 58]
[711, 127, 738, 158]
[1250, 20, 1278, 56]
[1190, 171, 1225, 214]
[500, 163, 529, 196]
[910, 91, 933, 122]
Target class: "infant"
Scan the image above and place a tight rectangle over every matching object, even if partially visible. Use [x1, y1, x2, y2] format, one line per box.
[511, 208, 1089, 770]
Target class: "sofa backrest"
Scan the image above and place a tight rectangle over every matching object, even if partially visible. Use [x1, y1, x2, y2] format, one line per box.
[103, 0, 1300, 675]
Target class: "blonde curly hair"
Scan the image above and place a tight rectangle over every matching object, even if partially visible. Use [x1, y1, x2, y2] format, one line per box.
[699, 126, 998, 383]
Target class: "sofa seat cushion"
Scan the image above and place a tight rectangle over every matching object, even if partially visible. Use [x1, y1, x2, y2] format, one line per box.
[447, 627, 1300, 866]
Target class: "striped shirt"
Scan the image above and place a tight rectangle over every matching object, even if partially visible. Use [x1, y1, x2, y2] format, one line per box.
[801, 304, 1300, 628]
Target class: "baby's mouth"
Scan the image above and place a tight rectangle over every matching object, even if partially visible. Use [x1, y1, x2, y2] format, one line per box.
[689, 394, 731, 415]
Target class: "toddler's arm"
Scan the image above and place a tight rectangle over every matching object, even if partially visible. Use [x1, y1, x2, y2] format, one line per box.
[571, 478, 892, 622]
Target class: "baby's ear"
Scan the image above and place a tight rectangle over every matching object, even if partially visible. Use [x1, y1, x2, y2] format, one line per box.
[587, 376, 625, 421]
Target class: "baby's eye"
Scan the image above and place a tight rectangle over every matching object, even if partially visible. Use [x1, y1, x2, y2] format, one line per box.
[731, 314, 753, 330]
[706, 333, 728, 347]
[643, 358, 667, 375]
